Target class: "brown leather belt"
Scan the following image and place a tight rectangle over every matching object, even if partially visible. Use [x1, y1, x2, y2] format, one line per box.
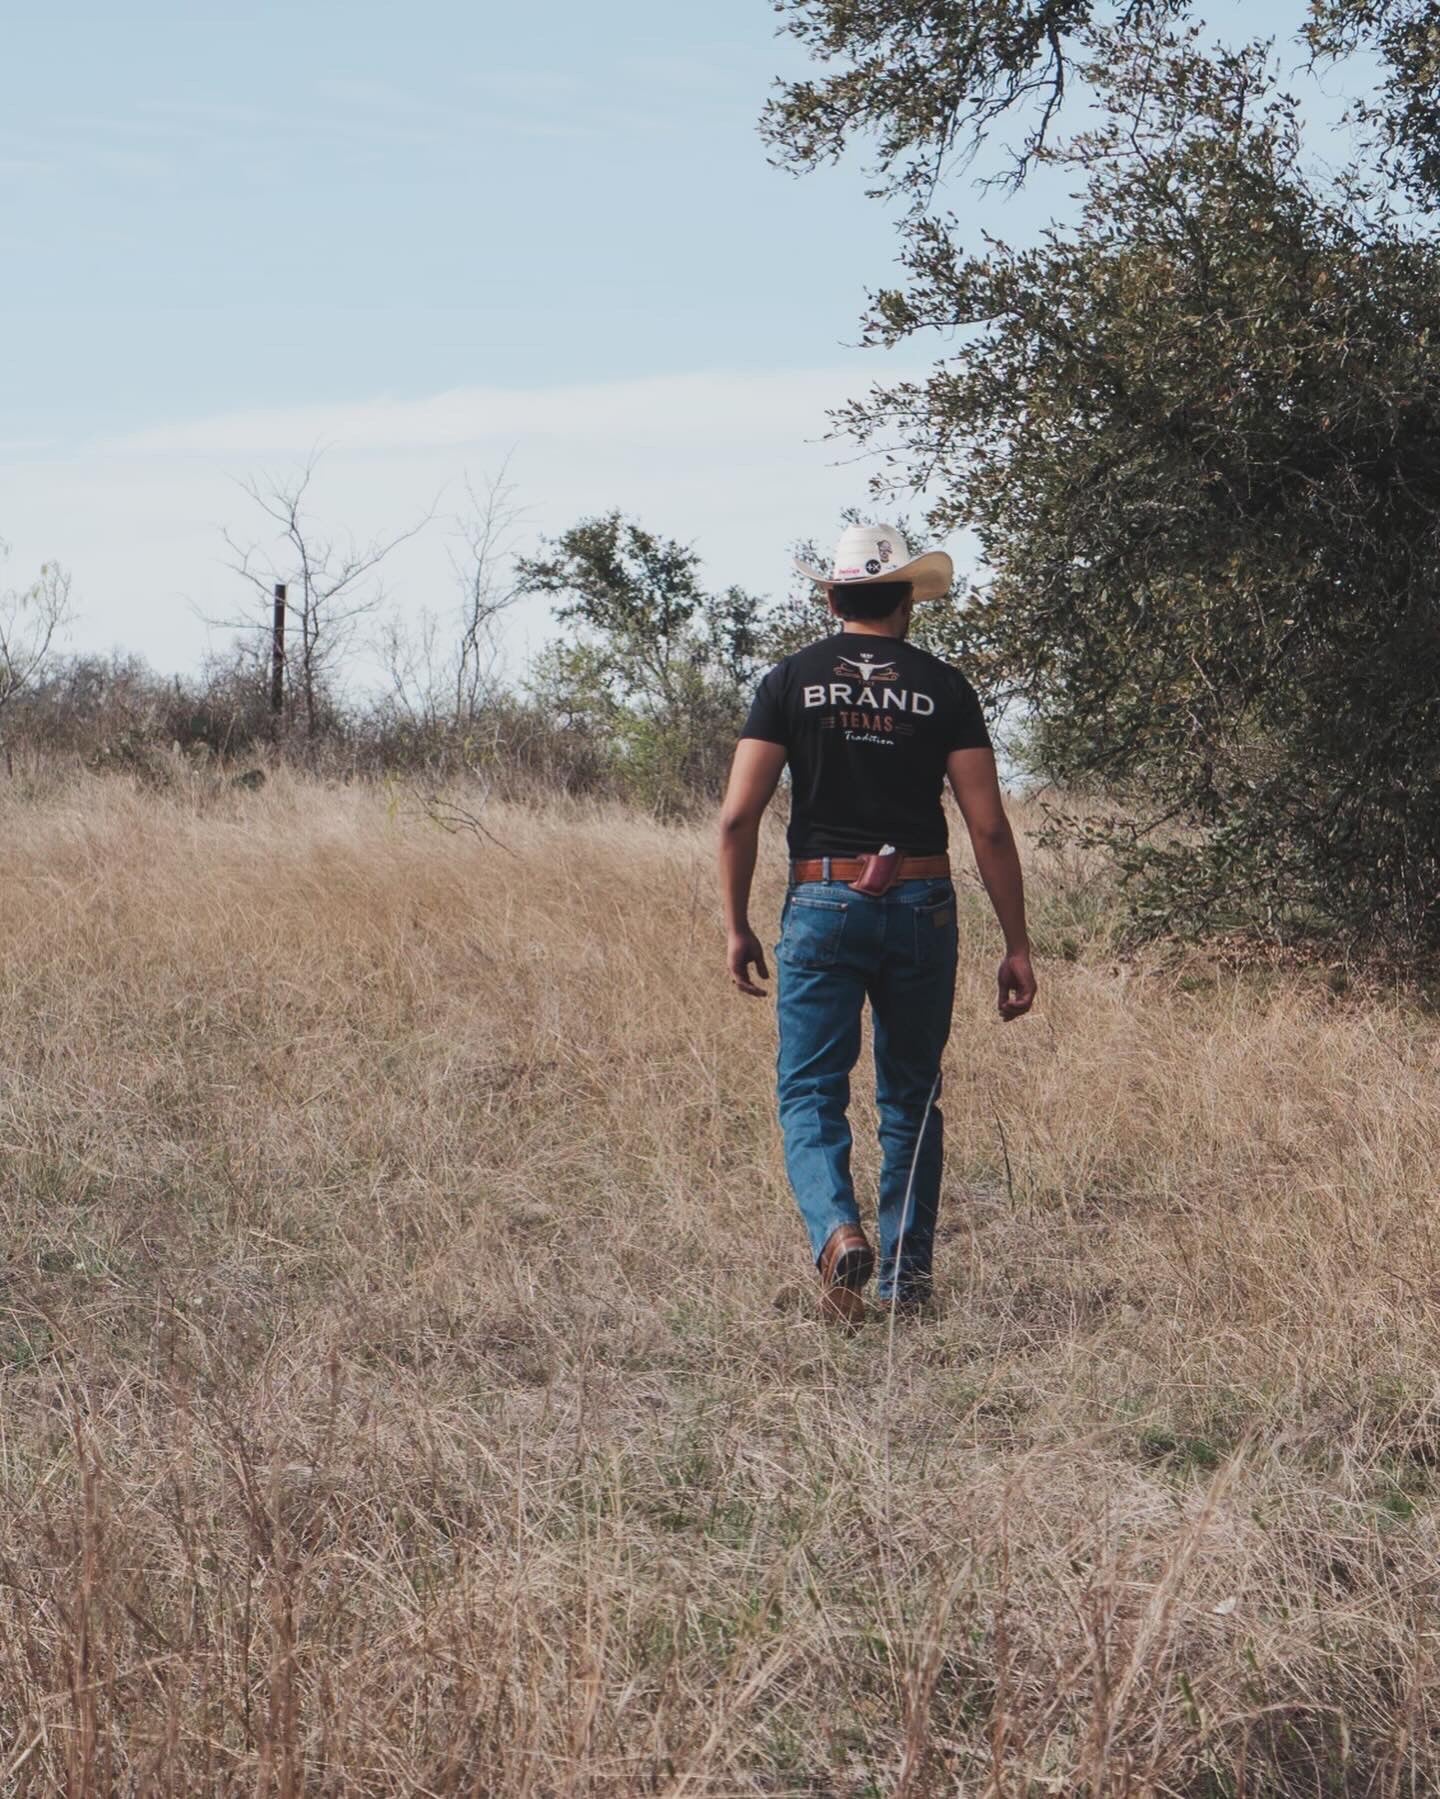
[791, 854, 950, 884]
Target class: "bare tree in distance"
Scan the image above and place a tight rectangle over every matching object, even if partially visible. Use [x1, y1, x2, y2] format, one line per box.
[377, 461, 527, 734]
[450, 463, 527, 721]
[0, 544, 74, 769]
[217, 453, 432, 741]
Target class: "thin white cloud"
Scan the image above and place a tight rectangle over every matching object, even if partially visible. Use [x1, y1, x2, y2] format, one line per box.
[613, 51, 743, 97]
[85, 145, 179, 182]
[137, 97, 274, 128]
[463, 69, 587, 101]
[106, 368, 869, 458]
[31, 63, 641, 185]
[9, 365, 931, 681]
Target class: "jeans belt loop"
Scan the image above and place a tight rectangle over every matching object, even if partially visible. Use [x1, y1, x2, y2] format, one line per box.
[822, 855, 832, 884]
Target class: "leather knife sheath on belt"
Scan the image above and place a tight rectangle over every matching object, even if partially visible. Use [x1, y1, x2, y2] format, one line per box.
[849, 844, 902, 896]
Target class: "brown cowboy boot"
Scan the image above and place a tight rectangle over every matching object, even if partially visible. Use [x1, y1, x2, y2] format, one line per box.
[817, 1223, 875, 1329]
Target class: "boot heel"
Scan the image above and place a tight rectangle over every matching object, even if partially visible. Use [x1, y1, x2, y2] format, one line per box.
[817, 1224, 876, 1328]
[830, 1243, 874, 1290]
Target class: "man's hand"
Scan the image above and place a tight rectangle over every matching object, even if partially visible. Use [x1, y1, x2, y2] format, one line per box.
[998, 949, 1036, 1021]
[728, 928, 770, 998]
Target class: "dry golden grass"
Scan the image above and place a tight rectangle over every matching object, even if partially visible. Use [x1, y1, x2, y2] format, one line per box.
[1, 771, 1439, 1794]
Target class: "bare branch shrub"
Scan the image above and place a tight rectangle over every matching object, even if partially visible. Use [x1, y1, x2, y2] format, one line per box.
[216, 453, 431, 742]
[0, 545, 73, 766]
[376, 463, 526, 742]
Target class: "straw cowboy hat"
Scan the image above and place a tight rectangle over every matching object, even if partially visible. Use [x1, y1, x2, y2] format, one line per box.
[795, 524, 953, 604]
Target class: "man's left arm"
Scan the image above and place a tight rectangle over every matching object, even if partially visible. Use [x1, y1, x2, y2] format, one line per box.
[718, 738, 787, 997]
[947, 745, 1037, 1021]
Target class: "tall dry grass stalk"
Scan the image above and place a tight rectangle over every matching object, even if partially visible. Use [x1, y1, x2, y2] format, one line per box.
[0, 771, 1438, 1793]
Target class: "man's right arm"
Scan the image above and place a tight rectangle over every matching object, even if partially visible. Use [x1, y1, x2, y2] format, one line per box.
[946, 746, 1037, 1022]
[718, 738, 787, 997]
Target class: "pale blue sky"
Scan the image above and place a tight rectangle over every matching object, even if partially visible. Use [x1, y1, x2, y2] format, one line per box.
[2, 0, 1368, 674]
[7, 1, 909, 437]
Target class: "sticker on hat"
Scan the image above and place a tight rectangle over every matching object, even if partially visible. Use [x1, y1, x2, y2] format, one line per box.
[794, 524, 953, 604]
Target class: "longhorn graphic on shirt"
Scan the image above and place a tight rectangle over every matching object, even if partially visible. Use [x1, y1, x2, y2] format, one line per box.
[834, 653, 900, 685]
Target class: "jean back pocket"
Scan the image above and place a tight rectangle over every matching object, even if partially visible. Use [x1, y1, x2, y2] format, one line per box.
[913, 886, 957, 967]
[778, 894, 848, 970]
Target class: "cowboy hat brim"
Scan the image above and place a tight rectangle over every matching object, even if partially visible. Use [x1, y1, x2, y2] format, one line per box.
[794, 548, 954, 604]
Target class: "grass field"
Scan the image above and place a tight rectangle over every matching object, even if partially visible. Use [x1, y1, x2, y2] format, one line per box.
[1, 771, 1438, 1794]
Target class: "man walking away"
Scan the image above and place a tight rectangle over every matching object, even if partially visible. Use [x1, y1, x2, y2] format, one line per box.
[717, 526, 1036, 1328]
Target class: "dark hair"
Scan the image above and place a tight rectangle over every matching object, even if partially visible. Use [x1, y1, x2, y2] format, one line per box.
[829, 580, 913, 622]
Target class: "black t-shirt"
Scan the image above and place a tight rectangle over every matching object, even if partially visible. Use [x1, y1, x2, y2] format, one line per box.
[740, 631, 992, 857]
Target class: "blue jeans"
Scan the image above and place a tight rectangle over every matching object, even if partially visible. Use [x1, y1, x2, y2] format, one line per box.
[774, 877, 959, 1301]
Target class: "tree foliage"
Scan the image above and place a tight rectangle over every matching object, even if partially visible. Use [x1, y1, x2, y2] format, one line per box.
[1309, 0, 1440, 207]
[763, 0, 1180, 193]
[516, 514, 770, 814]
[769, 5, 1440, 953]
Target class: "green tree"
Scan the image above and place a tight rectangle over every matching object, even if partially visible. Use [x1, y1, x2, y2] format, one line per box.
[767, 10, 1440, 953]
[763, 0, 1182, 194]
[516, 514, 769, 814]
